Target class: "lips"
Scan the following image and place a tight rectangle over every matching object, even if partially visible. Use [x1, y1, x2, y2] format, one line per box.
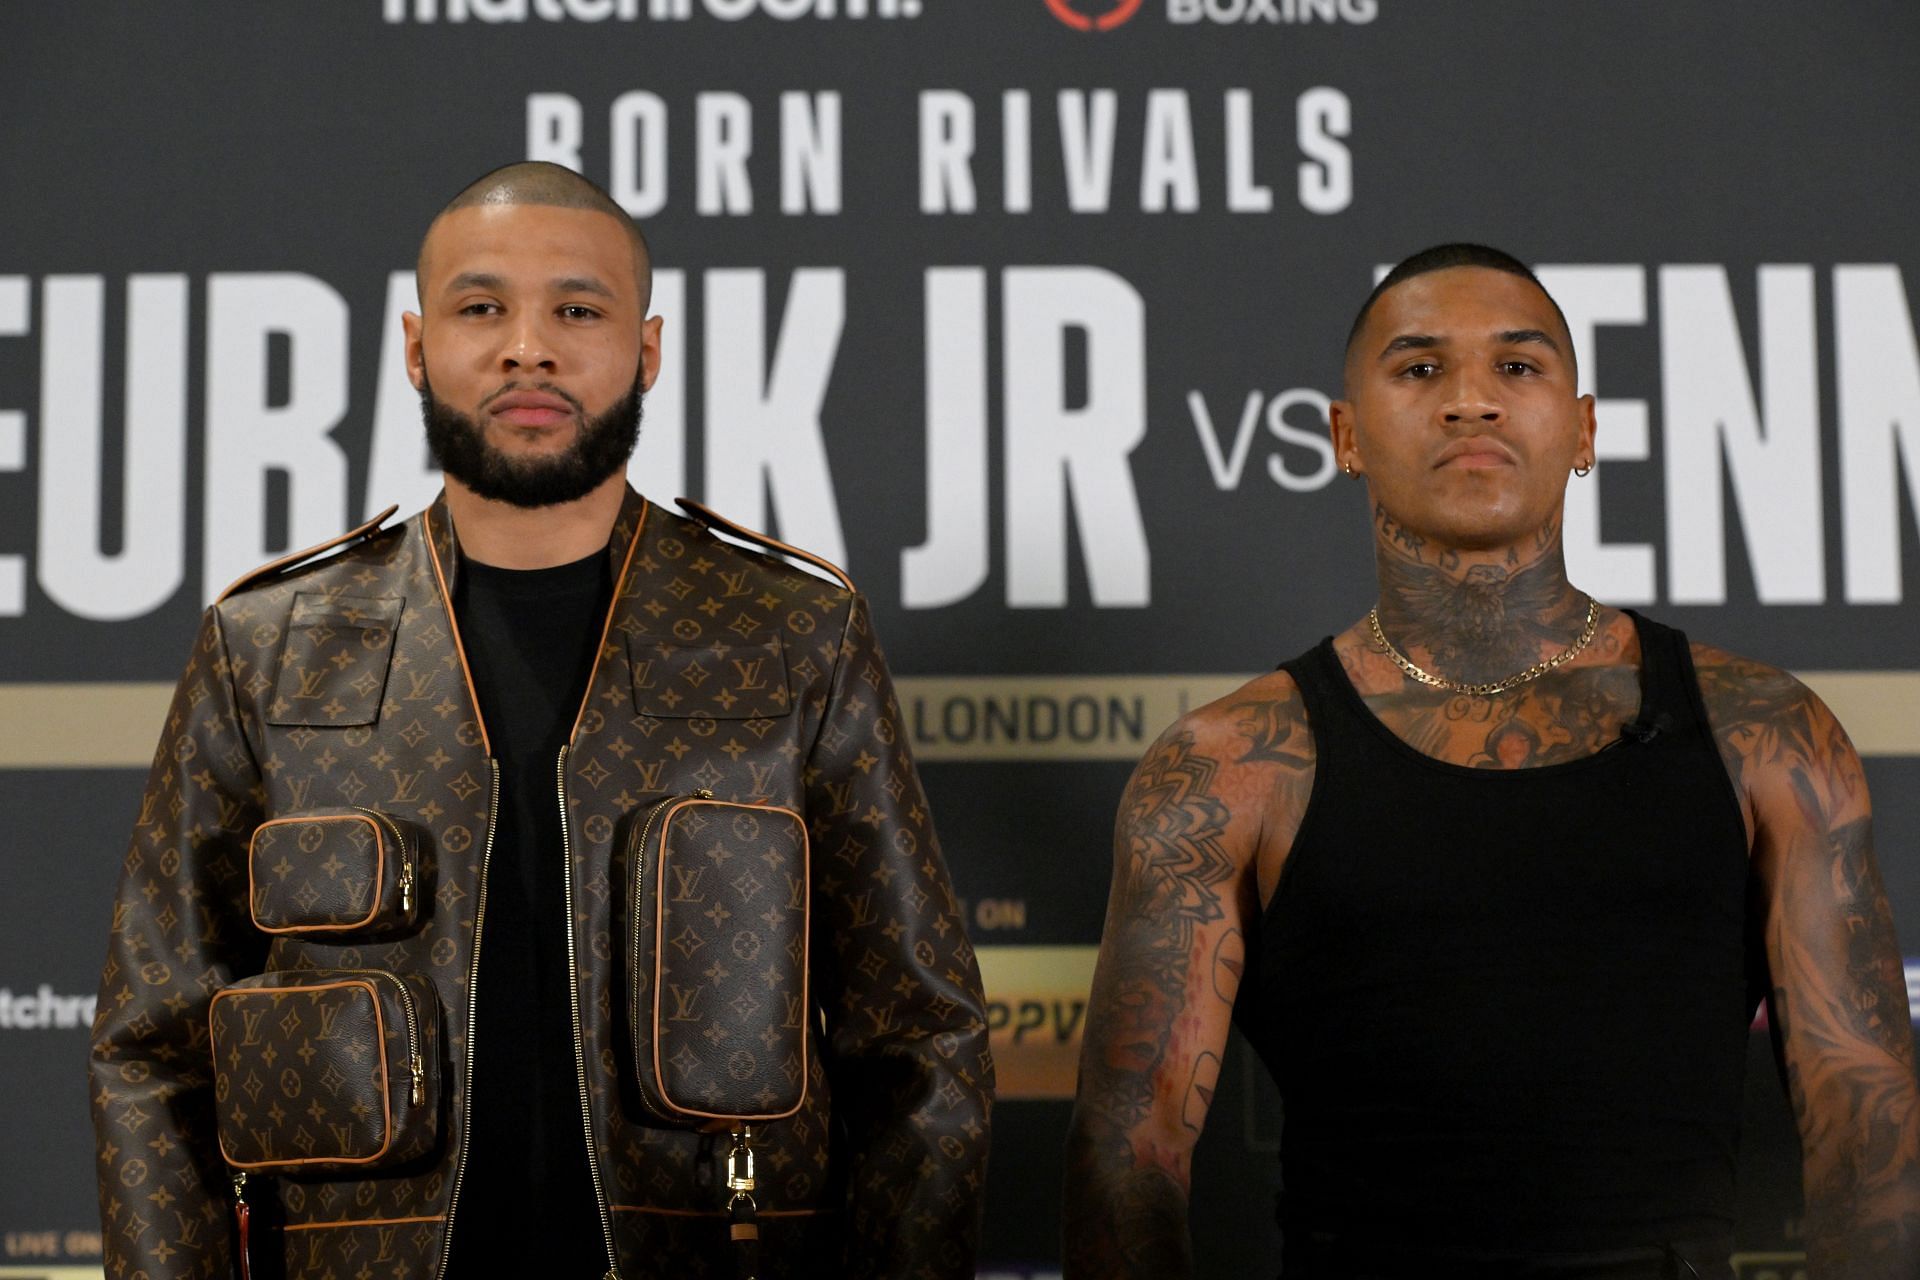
[486, 388, 577, 428]
[1434, 438, 1515, 469]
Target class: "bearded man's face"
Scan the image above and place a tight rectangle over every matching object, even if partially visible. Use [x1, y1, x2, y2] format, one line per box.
[405, 201, 655, 509]
[421, 370, 642, 509]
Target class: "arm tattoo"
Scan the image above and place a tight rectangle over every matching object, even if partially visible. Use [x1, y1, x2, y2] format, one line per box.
[1232, 698, 1311, 768]
[1697, 650, 1920, 1275]
[1774, 813, 1920, 1273]
[1181, 1051, 1223, 1135]
[1065, 732, 1237, 1279]
[1210, 926, 1246, 1002]
[1693, 654, 1831, 793]
[1833, 826, 1910, 1063]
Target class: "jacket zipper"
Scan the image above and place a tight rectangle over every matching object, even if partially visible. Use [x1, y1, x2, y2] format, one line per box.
[559, 745, 622, 1280]
[357, 807, 417, 918]
[420, 499, 648, 1280]
[625, 790, 713, 1125]
[434, 760, 499, 1280]
[353, 969, 425, 1107]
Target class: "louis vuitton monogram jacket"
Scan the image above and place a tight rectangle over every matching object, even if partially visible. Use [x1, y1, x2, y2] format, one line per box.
[89, 487, 994, 1280]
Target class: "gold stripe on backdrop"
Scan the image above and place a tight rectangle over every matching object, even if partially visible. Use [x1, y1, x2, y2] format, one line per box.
[903, 671, 1920, 761]
[0, 683, 171, 770]
[1, 671, 1918, 769]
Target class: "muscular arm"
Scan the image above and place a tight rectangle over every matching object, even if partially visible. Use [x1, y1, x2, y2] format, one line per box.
[1062, 686, 1312, 1278]
[1697, 648, 1920, 1276]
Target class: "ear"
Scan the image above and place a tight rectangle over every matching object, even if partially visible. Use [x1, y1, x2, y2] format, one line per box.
[640, 314, 665, 393]
[403, 311, 426, 393]
[1329, 398, 1361, 476]
[1574, 391, 1597, 467]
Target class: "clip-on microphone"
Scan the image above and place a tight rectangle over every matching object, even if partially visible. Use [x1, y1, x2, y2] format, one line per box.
[1621, 710, 1675, 744]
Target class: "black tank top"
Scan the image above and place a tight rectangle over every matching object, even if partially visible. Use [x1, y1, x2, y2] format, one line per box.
[1236, 611, 1758, 1259]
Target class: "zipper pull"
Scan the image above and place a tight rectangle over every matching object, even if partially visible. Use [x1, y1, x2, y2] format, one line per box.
[410, 1053, 425, 1107]
[726, 1125, 759, 1280]
[399, 857, 415, 915]
[695, 788, 715, 800]
[231, 1170, 254, 1280]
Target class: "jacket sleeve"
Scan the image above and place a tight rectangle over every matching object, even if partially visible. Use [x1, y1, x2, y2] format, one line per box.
[90, 605, 267, 1280]
[804, 593, 994, 1280]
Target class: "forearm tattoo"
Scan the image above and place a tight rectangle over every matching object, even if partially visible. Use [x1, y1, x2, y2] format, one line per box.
[1064, 732, 1236, 1279]
[1697, 652, 1920, 1275]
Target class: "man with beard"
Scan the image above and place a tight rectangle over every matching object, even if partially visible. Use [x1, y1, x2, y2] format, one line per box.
[89, 163, 992, 1279]
[1063, 245, 1920, 1278]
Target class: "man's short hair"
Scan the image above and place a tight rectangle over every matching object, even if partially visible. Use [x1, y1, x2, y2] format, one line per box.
[419, 161, 654, 308]
[1344, 243, 1573, 380]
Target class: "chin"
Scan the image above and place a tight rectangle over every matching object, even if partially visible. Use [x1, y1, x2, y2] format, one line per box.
[488, 421, 583, 449]
[1426, 509, 1535, 552]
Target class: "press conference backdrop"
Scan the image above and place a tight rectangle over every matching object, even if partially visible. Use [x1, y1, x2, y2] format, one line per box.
[4, 2, 1918, 1274]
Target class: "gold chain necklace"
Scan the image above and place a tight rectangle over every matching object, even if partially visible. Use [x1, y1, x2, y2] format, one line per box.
[1366, 596, 1601, 697]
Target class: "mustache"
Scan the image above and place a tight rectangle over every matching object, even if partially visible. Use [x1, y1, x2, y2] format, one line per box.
[418, 367, 644, 510]
[478, 381, 586, 415]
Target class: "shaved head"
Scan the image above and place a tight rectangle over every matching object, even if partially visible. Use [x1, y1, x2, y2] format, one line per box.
[418, 161, 653, 308]
[1344, 242, 1573, 385]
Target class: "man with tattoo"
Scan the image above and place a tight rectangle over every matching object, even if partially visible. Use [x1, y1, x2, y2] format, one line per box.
[1064, 243, 1920, 1278]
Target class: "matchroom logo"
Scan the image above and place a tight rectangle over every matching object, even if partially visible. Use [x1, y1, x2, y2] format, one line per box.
[0, 985, 96, 1030]
[385, 0, 925, 21]
[1044, 0, 1143, 31]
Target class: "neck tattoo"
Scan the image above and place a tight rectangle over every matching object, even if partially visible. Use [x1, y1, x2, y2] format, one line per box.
[1368, 595, 1601, 697]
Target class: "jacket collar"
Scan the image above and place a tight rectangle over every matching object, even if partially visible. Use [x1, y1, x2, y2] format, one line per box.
[421, 484, 653, 759]
[423, 484, 652, 591]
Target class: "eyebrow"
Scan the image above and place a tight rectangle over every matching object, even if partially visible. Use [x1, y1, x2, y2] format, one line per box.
[446, 271, 505, 294]
[552, 275, 615, 299]
[1377, 333, 1440, 361]
[443, 272, 615, 300]
[1376, 329, 1564, 361]
[1498, 328, 1562, 356]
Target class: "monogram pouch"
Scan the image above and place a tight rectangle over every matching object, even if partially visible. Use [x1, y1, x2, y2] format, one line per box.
[209, 968, 442, 1173]
[624, 793, 811, 1129]
[247, 808, 425, 936]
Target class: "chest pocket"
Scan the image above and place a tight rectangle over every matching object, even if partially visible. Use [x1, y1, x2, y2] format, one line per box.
[266, 593, 404, 727]
[629, 633, 791, 720]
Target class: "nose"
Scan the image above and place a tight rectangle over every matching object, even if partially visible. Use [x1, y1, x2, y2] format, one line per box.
[1440, 366, 1503, 427]
[499, 312, 557, 375]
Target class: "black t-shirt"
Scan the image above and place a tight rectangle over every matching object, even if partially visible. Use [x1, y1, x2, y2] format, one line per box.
[446, 547, 611, 1273]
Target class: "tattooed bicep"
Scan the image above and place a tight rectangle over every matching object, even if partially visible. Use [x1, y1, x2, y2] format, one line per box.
[1692, 643, 1868, 828]
[1111, 728, 1240, 911]
[1116, 686, 1308, 882]
[1227, 688, 1314, 771]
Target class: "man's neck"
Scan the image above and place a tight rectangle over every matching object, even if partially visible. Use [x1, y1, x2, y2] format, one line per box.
[1369, 504, 1588, 688]
[442, 473, 626, 569]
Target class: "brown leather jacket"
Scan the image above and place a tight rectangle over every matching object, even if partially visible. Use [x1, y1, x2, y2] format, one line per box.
[89, 488, 993, 1279]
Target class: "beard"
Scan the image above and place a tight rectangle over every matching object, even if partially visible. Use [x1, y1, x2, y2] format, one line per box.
[421, 369, 644, 509]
